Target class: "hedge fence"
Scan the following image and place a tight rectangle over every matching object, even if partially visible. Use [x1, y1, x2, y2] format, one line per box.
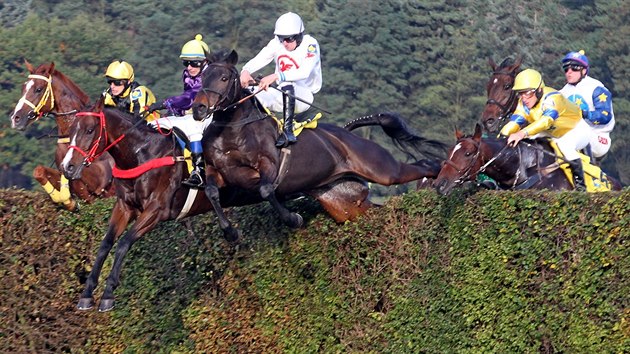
[0, 188, 628, 353]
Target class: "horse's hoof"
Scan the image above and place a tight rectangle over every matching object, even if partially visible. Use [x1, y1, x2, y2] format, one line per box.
[289, 213, 304, 229]
[77, 297, 94, 310]
[223, 227, 241, 243]
[98, 298, 115, 312]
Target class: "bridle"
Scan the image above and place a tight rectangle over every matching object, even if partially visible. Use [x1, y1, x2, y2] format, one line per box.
[68, 111, 124, 166]
[195, 63, 242, 120]
[485, 70, 518, 125]
[443, 138, 511, 186]
[17, 73, 79, 122]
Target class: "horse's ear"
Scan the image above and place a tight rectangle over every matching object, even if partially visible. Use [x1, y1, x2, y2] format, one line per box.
[455, 126, 464, 140]
[488, 57, 497, 71]
[473, 123, 483, 141]
[48, 62, 56, 74]
[94, 95, 105, 111]
[24, 59, 34, 73]
[227, 49, 238, 65]
[514, 56, 523, 68]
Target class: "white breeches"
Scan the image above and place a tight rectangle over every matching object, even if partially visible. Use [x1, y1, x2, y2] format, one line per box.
[253, 83, 314, 113]
[553, 119, 592, 161]
[589, 131, 611, 158]
[149, 114, 213, 142]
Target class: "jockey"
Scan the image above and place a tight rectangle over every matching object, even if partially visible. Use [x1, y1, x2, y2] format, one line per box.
[500, 69, 592, 191]
[103, 60, 158, 120]
[240, 12, 322, 147]
[147, 34, 212, 189]
[559, 50, 615, 160]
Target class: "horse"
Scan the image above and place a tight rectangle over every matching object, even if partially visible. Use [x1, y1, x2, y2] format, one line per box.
[190, 49, 446, 236]
[60, 99, 263, 312]
[434, 124, 623, 195]
[9, 61, 115, 210]
[480, 57, 522, 135]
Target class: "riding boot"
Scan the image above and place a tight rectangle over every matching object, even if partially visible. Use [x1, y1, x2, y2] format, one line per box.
[182, 153, 206, 188]
[569, 159, 586, 191]
[276, 85, 297, 148]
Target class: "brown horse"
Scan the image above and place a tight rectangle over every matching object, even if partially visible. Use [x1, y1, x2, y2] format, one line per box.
[480, 57, 522, 135]
[10, 61, 115, 210]
[61, 99, 261, 311]
[434, 124, 623, 195]
[191, 49, 445, 235]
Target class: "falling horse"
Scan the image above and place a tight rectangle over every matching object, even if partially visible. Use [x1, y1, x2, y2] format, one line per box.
[480, 57, 522, 135]
[10, 61, 115, 210]
[434, 124, 623, 195]
[191, 49, 445, 236]
[61, 100, 260, 311]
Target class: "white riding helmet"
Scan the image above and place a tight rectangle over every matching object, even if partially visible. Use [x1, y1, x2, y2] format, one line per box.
[274, 12, 304, 36]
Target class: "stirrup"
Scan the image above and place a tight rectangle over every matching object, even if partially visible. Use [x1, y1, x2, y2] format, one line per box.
[182, 172, 205, 188]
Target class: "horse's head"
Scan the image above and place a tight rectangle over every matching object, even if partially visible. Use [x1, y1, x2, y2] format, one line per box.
[61, 99, 108, 180]
[480, 57, 522, 134]
[192, 49, 241, 121]
[10, 61, 57, 130]
[435, 124, 485, 195]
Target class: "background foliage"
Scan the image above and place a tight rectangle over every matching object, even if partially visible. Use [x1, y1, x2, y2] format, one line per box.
[0, 0, 628, 186]
[1, 188, 628, 352]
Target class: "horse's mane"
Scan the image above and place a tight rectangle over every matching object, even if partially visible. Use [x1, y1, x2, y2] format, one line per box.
[37, 63, 91, 105]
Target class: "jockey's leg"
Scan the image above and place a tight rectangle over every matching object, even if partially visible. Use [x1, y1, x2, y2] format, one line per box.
[555, 120, 591, 191]
[276, 85, 297, 147]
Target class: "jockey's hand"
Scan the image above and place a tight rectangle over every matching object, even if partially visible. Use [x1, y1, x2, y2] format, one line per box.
[258, 73, 279, 91]
[240, 70, 255, 88]
[507, 130, 527, 147]
[148, 102, 165, 112]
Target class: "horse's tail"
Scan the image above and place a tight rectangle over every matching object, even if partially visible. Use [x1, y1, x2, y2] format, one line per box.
[344, 112, 448, 161]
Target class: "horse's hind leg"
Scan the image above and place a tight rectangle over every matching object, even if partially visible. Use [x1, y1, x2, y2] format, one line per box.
[309, 179, 373, 222]
[33, 165, 78, 211]
[78, 200, 132, 310]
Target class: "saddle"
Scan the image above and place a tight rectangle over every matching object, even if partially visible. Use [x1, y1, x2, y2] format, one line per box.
[548, 141, 613, 192]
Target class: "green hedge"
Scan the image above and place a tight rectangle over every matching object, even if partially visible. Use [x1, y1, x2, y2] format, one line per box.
[0, 188, 628, 353]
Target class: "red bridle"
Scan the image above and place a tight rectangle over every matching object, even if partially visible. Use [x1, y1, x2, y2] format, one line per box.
[68, 111, 125, 165]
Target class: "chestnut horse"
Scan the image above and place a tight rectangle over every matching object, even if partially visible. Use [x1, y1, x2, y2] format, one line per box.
[10, 61, 115, 210]
[434, 124, 623, 195]
[191, 49, 445, 236]
[480, 57, 522, 134]
[61, 100, 261, 311]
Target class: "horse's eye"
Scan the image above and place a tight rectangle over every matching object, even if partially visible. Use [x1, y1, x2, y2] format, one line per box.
[465, 152, 472, 157]
[35, 87, 43, 93]
[221, 76, 228, 82]
[87, 128, 94, 134]
[504, 84, 511, 90]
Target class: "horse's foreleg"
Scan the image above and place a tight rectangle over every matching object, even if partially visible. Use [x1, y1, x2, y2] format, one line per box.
[78, 200, 132, 310]
[260, 183, 303, 228]
[204, 178, 240, 242]
[98, 205, 162, 312]
[33, 165, 78, 211]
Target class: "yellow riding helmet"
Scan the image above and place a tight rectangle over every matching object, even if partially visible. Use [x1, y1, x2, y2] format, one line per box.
[105, 60, 135, 81]
[180, 34, 209, 60]
[512, 68, 545, 92]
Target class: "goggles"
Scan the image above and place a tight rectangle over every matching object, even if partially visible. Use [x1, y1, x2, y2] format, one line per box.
[278, 35, 298, 43]
[183, 60, 204, 68]
[563, 64, 584, 73]
[518, 89, 537, 98]
[107, 79, 127, 86]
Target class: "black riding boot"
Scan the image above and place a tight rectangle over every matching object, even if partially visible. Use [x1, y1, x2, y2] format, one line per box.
[182, 153, 206, 188]
[569, 159, 586, 191]
[276, 85, 297, 148]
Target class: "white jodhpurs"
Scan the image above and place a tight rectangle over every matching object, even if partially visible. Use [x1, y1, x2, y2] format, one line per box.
[553, 119, 592, 161]
[149, 114, 213, 142]
[253, 83, 314, 113]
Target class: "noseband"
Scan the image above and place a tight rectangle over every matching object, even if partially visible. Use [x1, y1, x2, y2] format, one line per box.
[18, 74, 55, 121]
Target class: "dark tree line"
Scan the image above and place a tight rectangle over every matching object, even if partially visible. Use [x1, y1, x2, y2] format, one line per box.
[1, 0, 628, 186]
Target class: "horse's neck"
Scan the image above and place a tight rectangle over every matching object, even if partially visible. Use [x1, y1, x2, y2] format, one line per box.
[52, 72, 91, 137]
[104, 111, 172, 168]
[480, 138, 521, 182]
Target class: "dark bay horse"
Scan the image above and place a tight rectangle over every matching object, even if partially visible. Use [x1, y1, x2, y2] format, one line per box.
[10, 61, 115, 210]
[480, 57, 522, 134]
[191, 49, 445, 235]
[61, 100, 258, 311]
[434, 124, 622, 195]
